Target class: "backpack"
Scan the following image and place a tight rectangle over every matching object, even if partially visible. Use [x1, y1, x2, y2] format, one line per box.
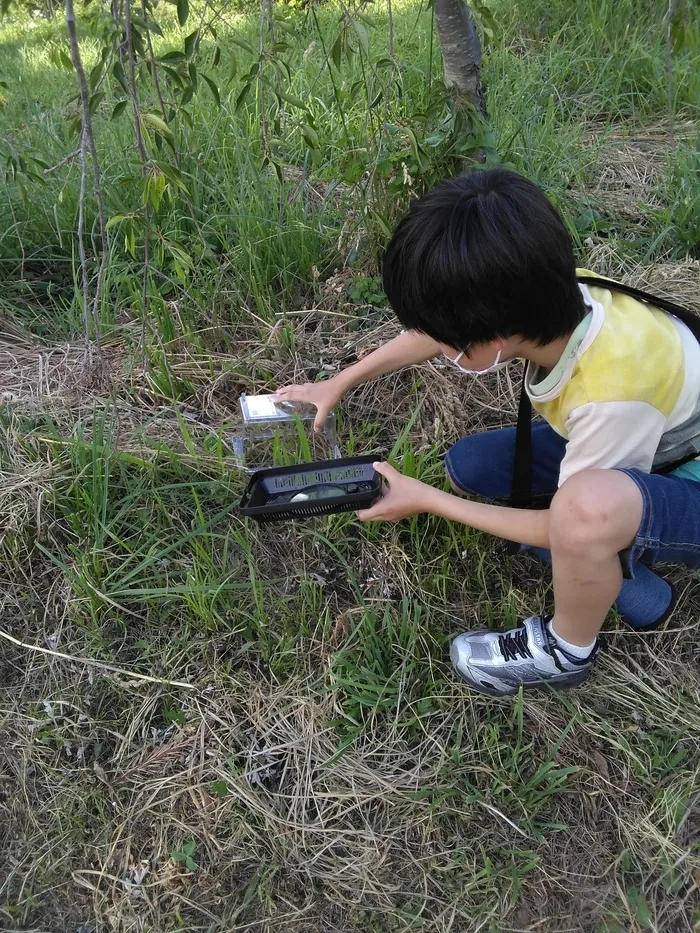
[509, 275, 700, 509]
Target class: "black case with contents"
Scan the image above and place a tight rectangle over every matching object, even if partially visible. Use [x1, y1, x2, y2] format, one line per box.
[239, 456, 382, 523]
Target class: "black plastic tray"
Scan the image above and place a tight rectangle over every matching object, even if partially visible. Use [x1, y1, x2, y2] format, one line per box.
[239, 456, 382, 523]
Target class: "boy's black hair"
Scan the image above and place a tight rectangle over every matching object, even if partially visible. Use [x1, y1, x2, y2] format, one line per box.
[382, 168, 586, 349]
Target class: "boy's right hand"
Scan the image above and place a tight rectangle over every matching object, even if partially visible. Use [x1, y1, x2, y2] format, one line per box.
[274, 379, 344, 433]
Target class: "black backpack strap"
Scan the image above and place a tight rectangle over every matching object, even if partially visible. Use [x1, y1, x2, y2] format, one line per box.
[510, 377, 533, 509]
[508, 276, 700, 510]
[577, 275, 700, 340]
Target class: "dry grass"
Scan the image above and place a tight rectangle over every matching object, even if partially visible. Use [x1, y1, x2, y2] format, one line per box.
[2, 610, 699, 931]
[2, 113, 700, 930]
[2, 251, 700, 932]
[582, 120, 697, 225]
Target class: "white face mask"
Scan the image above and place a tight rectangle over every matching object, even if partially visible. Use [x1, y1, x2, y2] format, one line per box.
[448, 348, 511, 375]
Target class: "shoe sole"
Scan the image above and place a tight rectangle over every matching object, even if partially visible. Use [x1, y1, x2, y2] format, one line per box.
[450, 641, 591, 697]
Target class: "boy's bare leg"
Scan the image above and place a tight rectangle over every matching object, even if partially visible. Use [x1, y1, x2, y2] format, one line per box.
[549, 470, 644, 647]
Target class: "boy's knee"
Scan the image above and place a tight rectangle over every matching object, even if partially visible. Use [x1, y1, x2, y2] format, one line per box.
[550, 470, 642, 554]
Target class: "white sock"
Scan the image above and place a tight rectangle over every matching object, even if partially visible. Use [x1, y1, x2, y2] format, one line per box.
[547, 619, 596, 659]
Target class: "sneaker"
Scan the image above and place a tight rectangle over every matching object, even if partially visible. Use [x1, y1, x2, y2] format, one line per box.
[450, 615, 597, 697]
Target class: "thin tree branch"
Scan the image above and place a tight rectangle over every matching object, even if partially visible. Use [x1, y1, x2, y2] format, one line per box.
[43, 148, 80, 174]
[65, 0, 107, 358]
[124, 0, 151, 367]
[664, 0, 679, 146]
[258, 0, 272, 161]
[141, 0, 168, 123]
[387, 0, 394, 60]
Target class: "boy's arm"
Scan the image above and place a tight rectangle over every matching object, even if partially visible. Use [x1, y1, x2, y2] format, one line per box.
[334, 329, 443, 390]
[359, 398, 669, 545]
[275, 330, 442, 431]
[428, 487, 550, 548]
[358, 462, 551, 548]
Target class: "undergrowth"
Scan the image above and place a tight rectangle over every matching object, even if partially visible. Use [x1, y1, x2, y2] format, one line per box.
[1, 0, 699, 930]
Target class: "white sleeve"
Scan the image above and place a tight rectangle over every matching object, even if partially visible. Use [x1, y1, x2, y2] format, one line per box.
[557, 400, 667, 486]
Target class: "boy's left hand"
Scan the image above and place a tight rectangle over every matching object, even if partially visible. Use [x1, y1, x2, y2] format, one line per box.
[355, 462, 437, 522]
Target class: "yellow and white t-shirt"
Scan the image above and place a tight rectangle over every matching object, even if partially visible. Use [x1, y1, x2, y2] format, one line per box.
[526, 270, 700, 486]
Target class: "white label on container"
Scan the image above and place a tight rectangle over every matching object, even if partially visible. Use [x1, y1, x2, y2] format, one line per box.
[245, 394, 285, 419]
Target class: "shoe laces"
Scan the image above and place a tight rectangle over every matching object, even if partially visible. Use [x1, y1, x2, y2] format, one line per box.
[498, 626, 533, 662]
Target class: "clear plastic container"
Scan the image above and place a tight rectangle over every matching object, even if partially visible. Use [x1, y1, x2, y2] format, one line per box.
[231, 394, 340, 474]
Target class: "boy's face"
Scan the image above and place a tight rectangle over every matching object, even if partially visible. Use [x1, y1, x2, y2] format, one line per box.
[441, 340, 506, 374]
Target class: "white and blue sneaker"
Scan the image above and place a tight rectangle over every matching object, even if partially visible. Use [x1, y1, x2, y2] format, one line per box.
[450, 615, 597, 697]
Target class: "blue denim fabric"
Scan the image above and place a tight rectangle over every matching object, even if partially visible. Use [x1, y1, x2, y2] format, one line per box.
[444, 423, 690, 628]
[617, 468, 700, 572]
[445, 423, 567, 500]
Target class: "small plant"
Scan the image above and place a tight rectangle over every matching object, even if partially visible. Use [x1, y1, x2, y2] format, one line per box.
[348, 275, 386, 307]
[171, 839, 198, 870]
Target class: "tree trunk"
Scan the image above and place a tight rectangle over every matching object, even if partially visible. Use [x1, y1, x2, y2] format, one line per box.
[433, 0, 485, 115]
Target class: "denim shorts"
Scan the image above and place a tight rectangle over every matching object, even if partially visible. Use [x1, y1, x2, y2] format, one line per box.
[445, 422, 700, 577]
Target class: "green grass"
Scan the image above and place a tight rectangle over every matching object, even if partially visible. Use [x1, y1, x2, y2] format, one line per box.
[1, 0, 700, 930]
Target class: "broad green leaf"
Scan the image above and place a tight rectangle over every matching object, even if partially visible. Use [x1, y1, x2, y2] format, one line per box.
[156, 160, 190, 194]
[113, 61, 128, 92]
[213, 46, 221, 67]
[275, 20, 296, 36]
[355, 11, 375, 26]
[67, 115, 82, 139]
[125, 223, 136, 259]
[626, 888, 652, 928]
[142, 112, 174, 140]
[188, 62, 198, 91]
[279, 90, 307, 109]
[158, 50, 185, 62]
[89, 92, 105, 115]
[230, 34, 255, 55]
[202, 74, 220, 107]
[184, 29, 200, 58]
[89, 61, 103, 92]
[302, 123, 319, 149]
[111, 99, 128, 120]
[147, 171, 167, 211]
[269, 158, 284, 184]
[331, 34, 342, 70]
[60, 50, 73, 70]
[349, 79, 363, 100]
[131, 27, 145, 57]
[228, 52, 238, 81]
[402, 124, 427, 170]
[210, 780, 228, 798]
[177, 0, 189, 27]
[235, 82, 251, 111]
[160, 65, 183, 87]
[351, 20, 369, 56]
[106, 214, 126, 230]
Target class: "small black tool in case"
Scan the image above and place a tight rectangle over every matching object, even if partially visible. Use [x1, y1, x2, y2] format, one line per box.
[239, 456, 382, 523]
